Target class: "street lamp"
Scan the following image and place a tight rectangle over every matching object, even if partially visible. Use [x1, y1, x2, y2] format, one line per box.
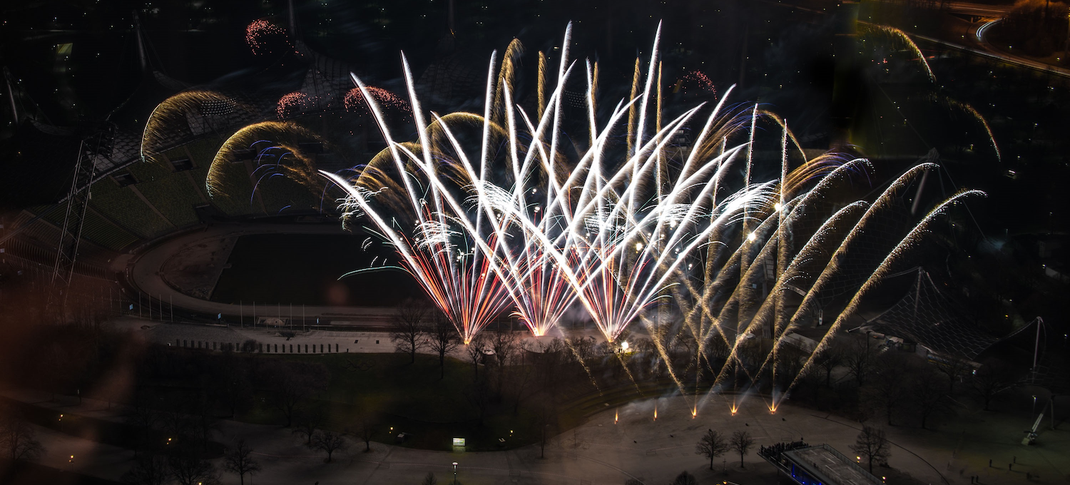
[452, 462, 458, 485]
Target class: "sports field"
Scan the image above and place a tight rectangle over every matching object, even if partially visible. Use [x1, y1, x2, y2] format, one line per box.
[211, 232, 425, 307]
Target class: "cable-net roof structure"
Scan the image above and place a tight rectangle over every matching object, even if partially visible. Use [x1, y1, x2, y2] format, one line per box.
[870, 268, 997, 360]
[141, 88, 271, 167]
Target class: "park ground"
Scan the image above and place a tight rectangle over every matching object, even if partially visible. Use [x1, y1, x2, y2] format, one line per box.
[2, 324, 1068, 485]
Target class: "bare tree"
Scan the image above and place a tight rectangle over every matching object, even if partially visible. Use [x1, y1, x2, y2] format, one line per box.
[126, 393, 159, 458]
[706, 333, 730, 362]
[934, 358, 971, 394]
[844, 337, 875, 387]
[489, 321, 520, 395]
[775, 344, 811, 388]
[648, 324, 674, 377]
[463, 332, 488, 380]
[422, 472, 438, 485]
[159, 408, 195, 445]
[862, 352, 910, 425]
[912, 364, 950, 429]
[208, 354, 252, 418]
[426, 312, 461, 379]
[223, 439, 261, 485]
[312, 429, 349, 462]
[736, 338, 767, 377]
[849, 425, 890, 474]
[532, 395, 557, 459]
[293, 408, 324, 446]
[168, 452, 219, 485]
[260, 360, 330, 427]
[534, 338, 567, 401]
[670, 471, 698, 485]
[567, 336, 596, 364]
[813, 342, 845, 387]
[351, 412, 376, 453]
[695, 429, 729, 470]
[675, 329, 699, 373]
[189, 393, 222, 453]
[971, 359, 1016, 411]
[508, 351, 536, 416]
[0, 412, 44, 462]
[122, 453, 170, 485]
[390, 299, 428, 363]
[466, 373, 492, 425]
[730, 430, 754, 468]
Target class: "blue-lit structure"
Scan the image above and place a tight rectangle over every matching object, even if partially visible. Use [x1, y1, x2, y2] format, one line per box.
[759, 442, 884, 485]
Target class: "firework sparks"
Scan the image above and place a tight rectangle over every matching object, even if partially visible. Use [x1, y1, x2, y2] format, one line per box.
[277, 92, 316, 119]
[678, 70, 716, 96]
[246, 19, 294, 57]
[344, 86, 411, 119]
[312, 23, 984, 416]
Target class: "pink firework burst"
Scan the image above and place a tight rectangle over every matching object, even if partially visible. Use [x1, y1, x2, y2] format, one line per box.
[344, 86, 411, 119]
[246, 19, 293, 56]
[679, 70, 716, 97]
[276, 92, 315, 119]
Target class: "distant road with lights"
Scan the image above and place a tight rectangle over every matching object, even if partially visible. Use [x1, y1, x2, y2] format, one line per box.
[797, 1, 1070, 78]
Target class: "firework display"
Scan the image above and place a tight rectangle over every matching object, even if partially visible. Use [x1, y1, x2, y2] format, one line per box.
[10, 5, 1067, 483]
[320, 23, 984, 411]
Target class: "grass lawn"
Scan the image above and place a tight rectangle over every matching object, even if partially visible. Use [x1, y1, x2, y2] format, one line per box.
[239, 351, 698, 452]
[211, 232, 424, 307]
[237, 352, 562, 451]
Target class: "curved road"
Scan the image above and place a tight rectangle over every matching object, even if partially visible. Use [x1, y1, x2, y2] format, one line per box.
[117, 221, 400, 327]
[939, 2, 1070, 78]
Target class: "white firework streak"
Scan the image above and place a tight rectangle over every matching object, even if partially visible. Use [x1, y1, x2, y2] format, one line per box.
[320, 21, 982, 378]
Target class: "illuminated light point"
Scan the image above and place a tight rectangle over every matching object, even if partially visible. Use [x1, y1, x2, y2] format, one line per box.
[614, 409, 619, 424]
[691, 408, 697, 418]
[747, 232, 757, 242]
[621, 341, 630, 352]
[730, 406, 738, 416]
[774, 202, 782, 212]
[653, 407, 657, 420]
[635, 241, 644, 251]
